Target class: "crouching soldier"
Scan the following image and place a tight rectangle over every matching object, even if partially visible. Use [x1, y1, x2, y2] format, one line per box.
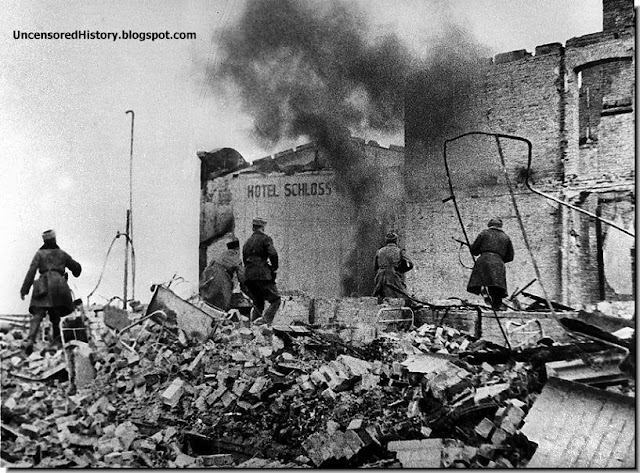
[200, 237, 245, 311]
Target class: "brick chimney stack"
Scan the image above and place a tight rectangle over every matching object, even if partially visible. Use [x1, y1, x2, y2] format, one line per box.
[602, 0, 635, 30]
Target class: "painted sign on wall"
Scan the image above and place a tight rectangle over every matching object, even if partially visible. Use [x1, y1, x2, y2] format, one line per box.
[246, 180, 334, 198]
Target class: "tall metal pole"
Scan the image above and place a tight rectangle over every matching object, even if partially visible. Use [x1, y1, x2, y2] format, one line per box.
[124, 209, 130, 308]
[125, 110, 135, 307]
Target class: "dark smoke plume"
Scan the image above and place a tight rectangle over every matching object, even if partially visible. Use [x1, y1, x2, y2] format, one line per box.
[211, 0, 487, 295]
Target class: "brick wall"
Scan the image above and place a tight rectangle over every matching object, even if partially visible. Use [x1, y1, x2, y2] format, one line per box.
[603, 0, 635, 30]
[562, 190, 635, 306]
[564, 30, 634, 182]
[405, 47, 565, 204]
[403, 191, 561, 303]
[404, 13, 634, 307]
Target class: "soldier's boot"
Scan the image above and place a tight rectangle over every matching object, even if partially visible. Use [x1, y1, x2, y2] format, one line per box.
[263, 297, 282, 325]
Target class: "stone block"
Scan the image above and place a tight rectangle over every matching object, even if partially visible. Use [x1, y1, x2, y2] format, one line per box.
[310, 370, 328, 386]
[220, 390, 237, 407]
[232, 379, 249, 397]
[274, 294, 311, 325]
[490, 427, 508, 445]
[328, 360, 351, 380]
[199, 453, 235, 467]
[503, 404, 525, 426]
[69, 342, 96, 389]
[20, 424, 40, 439]
[442, 445, 465, 468]
[477, 443, 496, 459]
[321, 388, 337, 400]
[319, 365, 347, 390]
[103, 306, 130, 331]
[342, 429, 366, 455]
[508, 398, 526, 409]
[357, 373, 380, 391]
[500, 418, 518, 435]
[475, 418, 495, 438]
[173, 453, 196, 468]
[115, 421, 138, 450]
[206, 386, 226, 405]
[103, 452, 122, 464]
[387, 438, 443, 468]
[161, 378, 185, 407]
[474, 383, 510, 403]
[249, 376, 269, 396]
[302, 432, 333, 466]
[481, 362, 495, 373]
[347, 418, 364, 430]
[427, 365, 472, 401]
[407, 400, 421, 418]
[311, 297, 339, 325]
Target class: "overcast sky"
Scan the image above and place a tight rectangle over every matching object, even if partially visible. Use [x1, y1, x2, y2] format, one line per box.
[1, 0, 605, 314]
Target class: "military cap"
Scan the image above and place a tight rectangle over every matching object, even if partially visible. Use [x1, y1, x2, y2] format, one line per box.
[488, 217, 503, 228]
[42, 229, 56, 240]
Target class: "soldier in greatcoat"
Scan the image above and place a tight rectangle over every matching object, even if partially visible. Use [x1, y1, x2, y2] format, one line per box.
[467, 217, 514, 310]
[242, 218, 281, 325]
[20, 229, 82, 354]
[200, 237, 245, 311]
[373, 231, 414, 304]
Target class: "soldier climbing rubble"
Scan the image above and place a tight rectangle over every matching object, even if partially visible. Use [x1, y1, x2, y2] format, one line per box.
[466, 217, 514, 311]
[19, 229, 82, 355]
[242, 217, 281, 325]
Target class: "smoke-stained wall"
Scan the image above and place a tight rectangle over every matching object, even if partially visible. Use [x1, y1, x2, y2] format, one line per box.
[200, 140, 405, 298]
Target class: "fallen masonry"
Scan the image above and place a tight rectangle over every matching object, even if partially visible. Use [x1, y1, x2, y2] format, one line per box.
[0, 288, 635, 468]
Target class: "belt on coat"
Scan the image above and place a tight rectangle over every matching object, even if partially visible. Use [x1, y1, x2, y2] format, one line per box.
[480, 251, 503, 258]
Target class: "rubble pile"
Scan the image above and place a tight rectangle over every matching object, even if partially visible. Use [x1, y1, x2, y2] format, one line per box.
[0, 300, 633, 468]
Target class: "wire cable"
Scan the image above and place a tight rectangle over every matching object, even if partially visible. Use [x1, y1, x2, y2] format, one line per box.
[86, 232, 136, 307]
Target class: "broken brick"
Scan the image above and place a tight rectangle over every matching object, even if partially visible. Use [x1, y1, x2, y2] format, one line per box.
[321, 387, 337, 400]
[388, 438, 443, 468]
[198, 453, 235, 467]
[249, 376, 269, 395]
[475, 418, 495, 438]
[161, 378, 185, 407]
[337, 354, 373, 376]
[347, 418, 364, 430]
[491, 427, 508, 445]
[474, 383, 510, 403]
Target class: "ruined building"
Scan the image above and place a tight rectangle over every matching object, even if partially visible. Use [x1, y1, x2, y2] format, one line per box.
[403, 0, 634, 313]
[199, 140, 404, 298]
[200, 0, 634, 312]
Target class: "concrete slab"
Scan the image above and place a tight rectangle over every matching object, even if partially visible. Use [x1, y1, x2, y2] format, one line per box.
[521, 377, 635, 468]
[387, 438, 443, 468]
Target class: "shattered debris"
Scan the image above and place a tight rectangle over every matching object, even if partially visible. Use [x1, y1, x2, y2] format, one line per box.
[1, 287, 635, 468]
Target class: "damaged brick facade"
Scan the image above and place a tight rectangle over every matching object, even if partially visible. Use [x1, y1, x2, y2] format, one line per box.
[200, 0, 633, 310]
[404, 0, 634, 309]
